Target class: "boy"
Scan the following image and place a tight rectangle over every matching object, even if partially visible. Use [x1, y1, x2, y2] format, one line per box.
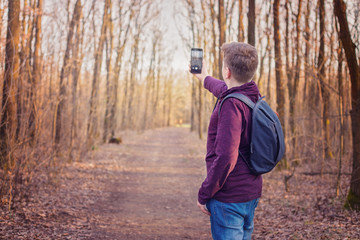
[191, 42, 262, 240]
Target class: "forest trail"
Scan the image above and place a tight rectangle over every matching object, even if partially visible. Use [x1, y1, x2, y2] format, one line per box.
[1, 127, 360, 239]
[1, 127, 211, 239]
[88, 127, 210, 239]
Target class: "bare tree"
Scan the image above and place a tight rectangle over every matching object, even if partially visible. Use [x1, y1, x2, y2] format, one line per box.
[209, 0, 219, 79]
[247, 0, 255, 46]
[334, 0, 360, 210]
[28, 0, 42, 144]
[273, 0, 287, 168]
[318, 0, 331, 175]
[288, 0, 302, 159]
[303, 0, 311, 100]
[103, 0, 114, 143]
[87, 0, 110, 145]
[238, 0, 244, 42]
[0, 0, 20, 208]
[55, 0, 82, 149]
[107, 2, 133, 138]
[218, 0, 226, 79]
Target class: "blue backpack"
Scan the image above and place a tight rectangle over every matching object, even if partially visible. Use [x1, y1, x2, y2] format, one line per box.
[218, 93, 285, 175]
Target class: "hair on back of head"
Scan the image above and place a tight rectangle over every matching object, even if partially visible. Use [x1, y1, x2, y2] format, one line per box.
[221, 42, 258, 83]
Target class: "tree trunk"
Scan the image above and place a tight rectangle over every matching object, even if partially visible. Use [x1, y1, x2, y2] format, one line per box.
[273, 0, 287, 168]
[218, 0, 226, 80]
[143, 39, 156, 130]
[247, 0, 255, 46]
[336, 44, 343, 197]
[69, 2, 83, 154]
[334, 0, 360, 211]
[87, 0, 109, 144]
[238, 0, 244, 42]
[303, 0, 311, 101]
[127, 33, 140, 129]
[29, 0, 42, 144]
[55, 0, 82, 147]
[109, 2, 132, 136]
[289, 0, 302, 159]
[209, 0, 219, 79]
[318, 0, 331, 176]
[103, 2, 113, 143]
[284, 0, 291, 85]
[0, 0, 20, 169]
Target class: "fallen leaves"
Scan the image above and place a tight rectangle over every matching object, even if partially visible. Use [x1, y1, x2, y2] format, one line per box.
[0, 128, 359, 239]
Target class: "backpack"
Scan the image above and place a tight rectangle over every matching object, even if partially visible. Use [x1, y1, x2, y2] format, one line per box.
[218, 93, 285, 175]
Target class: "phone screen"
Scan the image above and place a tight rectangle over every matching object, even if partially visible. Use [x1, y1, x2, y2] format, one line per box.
[191, 48, 203, 74]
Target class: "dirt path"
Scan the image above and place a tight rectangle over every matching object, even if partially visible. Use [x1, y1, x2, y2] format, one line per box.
[2, 127, 360, 239]
[0, 127, 211, 239]
[88, 127, 210, 239]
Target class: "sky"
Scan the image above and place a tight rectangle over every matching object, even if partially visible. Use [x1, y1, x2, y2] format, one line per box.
[159, 0, 190, 72]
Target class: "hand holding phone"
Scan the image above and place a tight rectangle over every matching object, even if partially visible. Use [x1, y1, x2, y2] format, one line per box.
[190, 48, 203, 74]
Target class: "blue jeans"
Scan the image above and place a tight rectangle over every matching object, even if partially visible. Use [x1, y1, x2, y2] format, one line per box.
[206, 198, 259, 240]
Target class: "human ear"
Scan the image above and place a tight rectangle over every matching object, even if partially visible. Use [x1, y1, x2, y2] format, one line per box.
[225, 67, 231, 79]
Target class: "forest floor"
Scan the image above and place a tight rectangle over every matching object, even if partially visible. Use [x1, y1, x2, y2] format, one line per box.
[1, 127, 360, 240]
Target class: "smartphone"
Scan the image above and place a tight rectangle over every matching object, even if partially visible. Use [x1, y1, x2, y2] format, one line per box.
[190, 48, 203, 74]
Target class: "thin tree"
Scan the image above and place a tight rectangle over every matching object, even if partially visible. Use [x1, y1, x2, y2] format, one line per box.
[209, 0, 219, 79]
[28, 0, 42, 144]
[108, 3, 133, 138]
[55, 0, 82, 148]
[336, 41, 343, 197]
[318, 0, 331, 176]
[0, 0, 20, 208]
[238, 0, 244, 42]
[218, 0, 226, 79]
[87, 0, 110, 145]
[288, 0, 302, 159]
[273, 0, 287, 168]
[0, 0, 20, 164]
[103, 1, 114, 143]
[69, 1, 84, 158]
[303, 0, 311, 100]
[247, 0, 255, 46]
[334, 0, 360, 210]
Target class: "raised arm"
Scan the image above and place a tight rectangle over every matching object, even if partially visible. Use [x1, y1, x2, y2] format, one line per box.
[190, 60, 227, 98]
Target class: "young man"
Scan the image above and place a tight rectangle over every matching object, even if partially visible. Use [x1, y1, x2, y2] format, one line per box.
[191, 42, 262, 240]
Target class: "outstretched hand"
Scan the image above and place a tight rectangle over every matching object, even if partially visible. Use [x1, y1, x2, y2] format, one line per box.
[189, 60, 210, 84]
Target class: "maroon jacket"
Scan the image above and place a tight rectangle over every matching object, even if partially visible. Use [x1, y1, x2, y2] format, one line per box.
[198, 76, 262, 205]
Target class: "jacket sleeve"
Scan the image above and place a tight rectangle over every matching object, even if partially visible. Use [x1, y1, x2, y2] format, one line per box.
[204, 76, 228, 98]
[198, 99, 242, 204]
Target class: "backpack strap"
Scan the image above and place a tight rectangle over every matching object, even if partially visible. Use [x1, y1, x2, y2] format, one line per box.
[218, 93, 259, 115]
[217, 93, 263, 165]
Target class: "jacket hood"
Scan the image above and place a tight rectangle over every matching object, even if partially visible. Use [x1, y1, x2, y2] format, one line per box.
[220, 80, 260, 102]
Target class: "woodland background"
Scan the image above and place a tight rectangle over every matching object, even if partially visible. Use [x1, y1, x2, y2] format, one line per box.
[0, 0, 360, 214]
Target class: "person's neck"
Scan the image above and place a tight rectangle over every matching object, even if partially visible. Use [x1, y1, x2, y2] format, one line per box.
[226, 78, 251, 89]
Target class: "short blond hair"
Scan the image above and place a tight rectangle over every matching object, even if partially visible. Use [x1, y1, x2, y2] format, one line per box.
[221, 42, 258, 82]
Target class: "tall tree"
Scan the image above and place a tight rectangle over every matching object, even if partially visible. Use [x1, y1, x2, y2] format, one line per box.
[288, 0, 302, 158]
[273, 0, 287, 167]
[303, 0, 311, 100]
[247, 0, 255, 46]
[209, 0, 219, 79]
[218, 0, 226, 79]
[29, 0, 42, 144]
[318, 0, 331, 175]
[238, 0, 244, 42]
[55, 0, 82, 147]
[87, 0, 110, 144]
[0, 0, 21, 168]
[108, 2, 132, 137]
[103, 0, 114, 143]
[334, 0, 360, 210]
